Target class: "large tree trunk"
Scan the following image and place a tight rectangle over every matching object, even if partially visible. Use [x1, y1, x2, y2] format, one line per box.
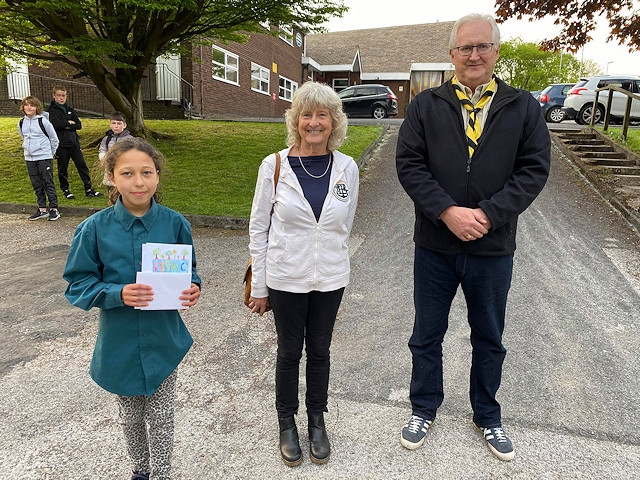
[122, 86, 146, 137]
[82, 63, 149, 137]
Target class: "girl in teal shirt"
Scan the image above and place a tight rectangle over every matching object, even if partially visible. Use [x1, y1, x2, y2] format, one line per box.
[64, 138, 201, 480]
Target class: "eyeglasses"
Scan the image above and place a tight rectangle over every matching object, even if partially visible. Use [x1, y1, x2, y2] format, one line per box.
[453, 43, 495, 56]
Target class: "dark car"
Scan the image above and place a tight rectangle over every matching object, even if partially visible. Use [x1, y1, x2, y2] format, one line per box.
[338, 84, 398, 119]
[530, 89, 542, 100]
[538, 83, 575, 123]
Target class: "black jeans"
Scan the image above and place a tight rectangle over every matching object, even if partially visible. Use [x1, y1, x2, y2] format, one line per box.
[56, 143, 93, 192]
[269, 287, 345, 418]
[26, 159, 58, 209]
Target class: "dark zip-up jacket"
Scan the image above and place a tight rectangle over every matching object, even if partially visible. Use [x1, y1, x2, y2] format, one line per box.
[396, 77, 550, 256]
[47, 100, 82, 148]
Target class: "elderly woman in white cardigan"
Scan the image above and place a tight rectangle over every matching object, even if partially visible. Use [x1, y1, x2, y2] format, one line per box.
[248, 81, 359, 467]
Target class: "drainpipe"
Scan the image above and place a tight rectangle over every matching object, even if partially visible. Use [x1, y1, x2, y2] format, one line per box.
[200, 40, 204, 115]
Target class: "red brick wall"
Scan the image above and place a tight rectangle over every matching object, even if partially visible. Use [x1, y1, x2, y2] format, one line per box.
[186, 27, 306, 119]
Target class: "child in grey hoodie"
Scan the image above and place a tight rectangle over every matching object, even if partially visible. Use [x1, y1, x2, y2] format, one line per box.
[18, 96, 61, 220]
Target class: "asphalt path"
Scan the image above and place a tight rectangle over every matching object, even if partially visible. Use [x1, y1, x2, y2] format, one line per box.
[1, 126, 639, 479]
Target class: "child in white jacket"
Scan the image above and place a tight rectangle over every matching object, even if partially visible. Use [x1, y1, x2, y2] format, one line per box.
[18, 96, 60, 221]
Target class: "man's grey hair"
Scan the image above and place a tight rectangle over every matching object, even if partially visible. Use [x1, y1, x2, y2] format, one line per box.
[449, 13, 501, 49]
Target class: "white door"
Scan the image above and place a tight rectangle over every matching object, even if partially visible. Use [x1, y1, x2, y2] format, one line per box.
[156, 54, 181, 101]
[7, 58, 30, 100]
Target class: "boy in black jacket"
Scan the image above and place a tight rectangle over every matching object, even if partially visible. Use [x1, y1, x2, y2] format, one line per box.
[48, 86, 102, 199]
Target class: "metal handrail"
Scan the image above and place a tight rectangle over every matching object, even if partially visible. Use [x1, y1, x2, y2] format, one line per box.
[7, 68, 195, 118]
[149, 63, 195, 118]
[6, 72, 110, 116]
[590, 85, 640, 141]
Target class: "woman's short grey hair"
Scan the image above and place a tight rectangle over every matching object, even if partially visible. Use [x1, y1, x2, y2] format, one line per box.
[285, 81, 348, 152]
[449, 13, 501, 50]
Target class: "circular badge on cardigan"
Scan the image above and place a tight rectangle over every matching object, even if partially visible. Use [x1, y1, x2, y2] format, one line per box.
[332, 180, 349, 202]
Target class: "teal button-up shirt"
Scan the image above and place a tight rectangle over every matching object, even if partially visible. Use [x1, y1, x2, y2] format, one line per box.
[64, 198, 201, 396]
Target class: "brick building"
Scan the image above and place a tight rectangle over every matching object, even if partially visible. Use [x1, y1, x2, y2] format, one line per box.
[1, 21, 456, 120]
[186, 25, 306, 119]
[304, 22, 455, 118]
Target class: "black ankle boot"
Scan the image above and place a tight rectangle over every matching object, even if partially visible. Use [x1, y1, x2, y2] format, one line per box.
[278, 416, 302, 467]
[308, 412, 330, 464]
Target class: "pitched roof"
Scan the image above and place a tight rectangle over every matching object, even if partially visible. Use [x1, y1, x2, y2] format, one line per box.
[306, 22, 456, 74]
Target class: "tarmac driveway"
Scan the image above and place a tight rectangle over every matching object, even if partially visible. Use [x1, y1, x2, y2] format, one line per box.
[0, 127, 639, 479]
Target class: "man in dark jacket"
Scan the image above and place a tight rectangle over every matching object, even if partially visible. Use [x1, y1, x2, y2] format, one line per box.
[48, 86, 102, 199]
[396, 13, 550, 461]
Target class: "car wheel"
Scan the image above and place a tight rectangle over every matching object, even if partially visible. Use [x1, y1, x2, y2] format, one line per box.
[578, 104, 604, 125]
[546, 106, 565, 123]
[372, 106, 387, 119]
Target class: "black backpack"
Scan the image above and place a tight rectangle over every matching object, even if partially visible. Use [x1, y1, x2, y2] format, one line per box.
[19, 117, 49, 138]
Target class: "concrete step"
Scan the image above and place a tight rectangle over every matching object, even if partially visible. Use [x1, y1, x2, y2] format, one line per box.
[570, 144, 615, 152]
[598, 165, 640, 175]
[563, 138, 606, 146]
[553, 132, 597, 140]
[612, 174, 640, 186]
[579, 151, 626, 159]
[582, 158, 637, 166]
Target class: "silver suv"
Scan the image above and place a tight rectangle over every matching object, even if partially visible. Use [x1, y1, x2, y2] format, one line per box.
[563, 74, 640, 125]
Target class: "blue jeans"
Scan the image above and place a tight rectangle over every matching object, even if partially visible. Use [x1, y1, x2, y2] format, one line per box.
[409, 246, 513, 427]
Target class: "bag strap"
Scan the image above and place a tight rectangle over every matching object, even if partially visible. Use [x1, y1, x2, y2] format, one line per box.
[19, 117, 49, 138]
[270, 152, 281, 216]
[274, 152, 281, 187]
[38, 117, 49, 138]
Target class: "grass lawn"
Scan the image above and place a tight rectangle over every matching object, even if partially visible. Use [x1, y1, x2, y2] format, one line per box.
[0, 119, 384, 217]
[599, 127, 640, 154]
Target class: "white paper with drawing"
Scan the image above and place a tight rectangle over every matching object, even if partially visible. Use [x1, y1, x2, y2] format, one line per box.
[135, 243, 193, 310]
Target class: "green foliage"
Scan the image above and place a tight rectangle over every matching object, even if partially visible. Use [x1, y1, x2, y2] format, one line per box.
[0, 0, 348, 133]
[496, 38, 588, 91]
[495, 0, 640, 53]
[0, 118, 382, 218]
[579, 59, 603, 78]
[0, 1, 347, 68]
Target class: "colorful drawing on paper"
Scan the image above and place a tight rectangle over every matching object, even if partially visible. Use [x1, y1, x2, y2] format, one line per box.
[141, 243, 192, 274]
[152, 248, 191, 273]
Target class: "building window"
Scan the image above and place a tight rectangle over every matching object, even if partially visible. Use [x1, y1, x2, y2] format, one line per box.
[279, 76, 298, 101]
[279, 25, 294, 45]
[212, 46, 238, 84]
[251, 63, 270, 95]
[333, 78, 349, 92]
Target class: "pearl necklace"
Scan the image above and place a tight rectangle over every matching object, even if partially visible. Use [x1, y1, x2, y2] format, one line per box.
[297, 153, 332, 179]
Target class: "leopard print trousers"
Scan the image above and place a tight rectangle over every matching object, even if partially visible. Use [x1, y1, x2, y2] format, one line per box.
[116, 369, 177, 480]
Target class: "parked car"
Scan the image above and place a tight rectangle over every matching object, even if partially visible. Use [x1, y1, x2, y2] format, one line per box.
[563, 75, 640, 125]
[538, 83, 575, 123]
[530, 89, 543, 100]
[338, 84, 398, 119]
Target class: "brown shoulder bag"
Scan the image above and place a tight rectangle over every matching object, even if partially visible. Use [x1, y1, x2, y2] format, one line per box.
[244, 152, 281, 310]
